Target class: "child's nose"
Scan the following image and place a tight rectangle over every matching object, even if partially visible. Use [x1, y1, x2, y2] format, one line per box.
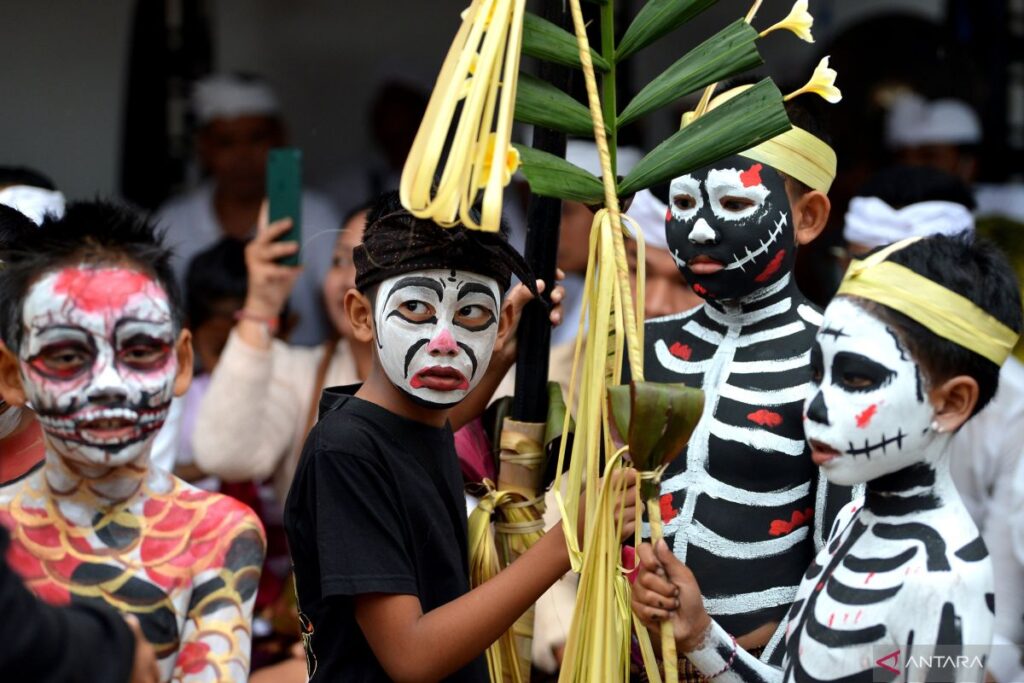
[427, 327, 459, 355]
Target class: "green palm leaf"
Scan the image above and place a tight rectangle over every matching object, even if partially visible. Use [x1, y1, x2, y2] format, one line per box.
[618, 20, 761, 128]
[513, 144, 604, 204]
[616, 0, 718, 62]
[515, 72, 594, 137]
[523, 12, 611, 72]
[617, 79, 789, 197]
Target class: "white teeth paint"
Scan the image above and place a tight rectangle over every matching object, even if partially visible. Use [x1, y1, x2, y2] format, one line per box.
[374, 268, 501, 408]
[18, 266, 177, 468]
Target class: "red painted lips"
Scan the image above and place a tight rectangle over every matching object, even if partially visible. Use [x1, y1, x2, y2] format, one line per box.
[410, 366, 469, 391]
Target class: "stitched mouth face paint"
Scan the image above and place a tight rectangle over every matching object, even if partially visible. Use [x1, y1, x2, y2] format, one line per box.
[18, 266, 177, 467]
[665, 155, 794, 301]
[804, 297, 936, 485]
[374, 268, 501, 408]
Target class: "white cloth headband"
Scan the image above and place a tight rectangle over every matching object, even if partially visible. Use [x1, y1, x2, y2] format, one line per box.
[193, 75, 280, 125]
[625, 189, 669, 251]
[843, 196, 974, 248]
[0, 185, 66, 225]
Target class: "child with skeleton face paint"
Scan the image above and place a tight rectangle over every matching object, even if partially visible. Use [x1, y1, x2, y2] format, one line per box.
[283, 192, 637, 682]
[0, 202, 266, 682]
[643, 90, 852, 651]
[633, 233, 1021, 683]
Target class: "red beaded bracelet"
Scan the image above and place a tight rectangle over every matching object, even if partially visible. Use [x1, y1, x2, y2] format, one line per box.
[233, 309, 279, 333]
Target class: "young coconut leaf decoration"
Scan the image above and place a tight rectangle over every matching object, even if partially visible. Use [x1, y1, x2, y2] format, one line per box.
[609, 382, 705, 683]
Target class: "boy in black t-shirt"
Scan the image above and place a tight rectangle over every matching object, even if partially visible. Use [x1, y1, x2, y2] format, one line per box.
[284, 192, 638, 682]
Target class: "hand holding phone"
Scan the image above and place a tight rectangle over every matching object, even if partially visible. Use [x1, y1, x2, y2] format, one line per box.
[267, 147, 302, 266]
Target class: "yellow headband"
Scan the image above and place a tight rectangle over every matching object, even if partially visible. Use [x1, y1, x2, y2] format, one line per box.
[836, 237, 1019, 366]
[683, 85, 837, 193]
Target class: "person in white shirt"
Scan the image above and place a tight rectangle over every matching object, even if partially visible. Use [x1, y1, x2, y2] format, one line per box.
[154, 73, 340, 346]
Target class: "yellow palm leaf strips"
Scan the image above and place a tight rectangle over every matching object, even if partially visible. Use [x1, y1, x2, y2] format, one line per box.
[400, 0, 526, 232]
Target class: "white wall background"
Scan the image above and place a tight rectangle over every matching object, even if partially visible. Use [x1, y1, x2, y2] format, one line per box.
[0, 0, 944, 202]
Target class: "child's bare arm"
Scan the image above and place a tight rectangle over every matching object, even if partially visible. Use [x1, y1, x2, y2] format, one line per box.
[356, 469, 636, 683]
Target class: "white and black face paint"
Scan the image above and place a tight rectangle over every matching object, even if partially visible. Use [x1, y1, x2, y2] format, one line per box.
[804, 297, 937, 486]
[374, 268, 501, 408]
[665, 155, 794, 301]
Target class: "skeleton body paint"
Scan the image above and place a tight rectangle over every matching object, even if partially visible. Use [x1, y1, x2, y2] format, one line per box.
[0, 265, 266, 683]
[681, 298, 994, 683]
[374, 268, 501, 408]
[646, 156, 853, 639]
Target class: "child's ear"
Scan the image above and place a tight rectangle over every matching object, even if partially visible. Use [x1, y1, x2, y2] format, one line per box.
[791, 189, 831, 246]
[494, 297, 517, 353]
[0, 342, 27, 407]
[345, 289, 376, 344]
[929, 374, 979, 433]
[173, 329, 194, 398]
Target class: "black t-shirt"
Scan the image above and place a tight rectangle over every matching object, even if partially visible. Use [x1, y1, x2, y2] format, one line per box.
[284, 385, 488, 682]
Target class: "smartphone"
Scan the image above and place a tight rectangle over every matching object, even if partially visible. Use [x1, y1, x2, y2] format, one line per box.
[267, 147, 302, 266]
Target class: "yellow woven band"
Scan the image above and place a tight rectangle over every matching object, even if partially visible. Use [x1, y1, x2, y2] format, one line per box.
[684, 85, 837, 193]
[836, 238, 1018, 366]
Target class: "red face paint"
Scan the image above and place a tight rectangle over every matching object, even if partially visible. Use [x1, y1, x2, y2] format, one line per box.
[693, 283, 708, 296]
[669, 342, 692, 361]
[855, 403, 879, 429]
[747, 409, 783, 428]
[754, 249, 787, 283]
[739, 163, 763, 188]
[665, 207, 672, 223]
[52, 267, 156, 314]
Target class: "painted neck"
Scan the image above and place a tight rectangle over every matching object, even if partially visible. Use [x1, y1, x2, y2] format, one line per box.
[42, 446, 152, 509]
[707, 272, 799, 316]
[863, 439, 958, 516]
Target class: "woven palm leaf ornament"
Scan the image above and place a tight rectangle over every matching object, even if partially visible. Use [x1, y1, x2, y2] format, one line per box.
[400, 0, 840, 681]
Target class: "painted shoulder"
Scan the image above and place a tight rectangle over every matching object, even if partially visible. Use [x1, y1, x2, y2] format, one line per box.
[161, 476, 266, 546]
[645, 302, 707, 328]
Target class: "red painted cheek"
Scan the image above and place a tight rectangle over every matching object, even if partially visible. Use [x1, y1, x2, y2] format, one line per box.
[740, 163, 763, 188]
[665, 208, 672, 223]
[669, 342, 692, 360]
[53, 268, 158, 315]
[754, 249, 787, 283]
[856, 403, 879, 428]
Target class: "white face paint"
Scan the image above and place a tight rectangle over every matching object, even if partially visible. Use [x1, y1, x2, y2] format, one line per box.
[704, 167, 772, 223]
[374, 268, 501, 408]
[0, 402, 22, 439]
[668, 174, 703, 223]
[804, 297, 937, 486]
[18, 267, 177, 468]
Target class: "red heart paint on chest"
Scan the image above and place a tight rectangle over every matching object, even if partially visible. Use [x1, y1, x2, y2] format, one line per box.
[747, 409, 783, 428]
[669, 342, 693, 360]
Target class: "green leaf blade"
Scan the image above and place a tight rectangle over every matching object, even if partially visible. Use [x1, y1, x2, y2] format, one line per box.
[515, 72, 594, 138]
[616, 0, 718, 62]
[618, 20, 761, 128]
[522, 12, 611, 72]
[513, 144, 605, 204]
[618, 79, 790, 197]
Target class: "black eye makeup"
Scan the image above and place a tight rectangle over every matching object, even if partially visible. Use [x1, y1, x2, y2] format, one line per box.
[810, 344, 824, 385]
[388, 300, 439, 325]
[830, 351, 896, 392]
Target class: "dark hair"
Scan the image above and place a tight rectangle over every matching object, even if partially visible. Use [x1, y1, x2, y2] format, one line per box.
[0, 204, 36, 251]
[0, 200, 182, 352]
[354, 191, 535, 297]
[780, 98, 832, 196]
[0, 166, 57, 191]
[185, 237, 248, 329]
[857, 165, 976, 210]
[852, 233, 1022, 417]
